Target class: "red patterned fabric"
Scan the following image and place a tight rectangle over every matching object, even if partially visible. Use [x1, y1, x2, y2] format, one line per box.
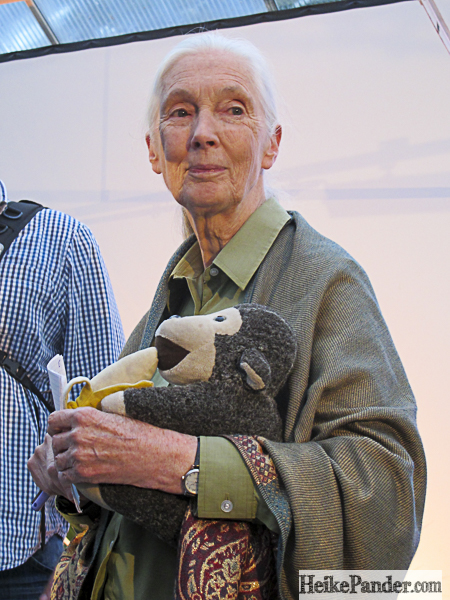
[51, 528, 94, 600]
[226, 436, 278, 487]
[176, 506, 278, 600]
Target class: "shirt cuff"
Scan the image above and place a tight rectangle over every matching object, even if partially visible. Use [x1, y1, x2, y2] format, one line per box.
[197, 436, 257, 520]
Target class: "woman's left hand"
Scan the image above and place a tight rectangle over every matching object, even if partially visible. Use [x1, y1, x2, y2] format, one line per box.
[47, 407, 197, 495]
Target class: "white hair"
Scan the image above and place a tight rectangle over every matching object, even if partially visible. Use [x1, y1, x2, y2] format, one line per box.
[147, 31, 279, 138]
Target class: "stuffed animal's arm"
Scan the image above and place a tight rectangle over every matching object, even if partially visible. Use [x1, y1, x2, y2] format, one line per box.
[90, 347, 158, 389]
[64, 347, 158, 409]
[102, 381, 283, 441]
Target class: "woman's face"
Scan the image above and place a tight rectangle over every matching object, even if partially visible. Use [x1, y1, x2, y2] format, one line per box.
[147, 50, 281, 219]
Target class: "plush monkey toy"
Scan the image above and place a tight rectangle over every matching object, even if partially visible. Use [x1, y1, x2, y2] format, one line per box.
[66, 303, 297, 547]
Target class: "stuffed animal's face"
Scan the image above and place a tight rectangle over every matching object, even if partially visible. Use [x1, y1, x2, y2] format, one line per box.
[155, 307, 242, 385]
[154, 304, 297, 395]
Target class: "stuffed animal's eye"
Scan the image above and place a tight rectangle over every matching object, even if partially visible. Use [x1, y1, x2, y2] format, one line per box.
[169, 314, 181, 319]
[214, 315, 226, 322]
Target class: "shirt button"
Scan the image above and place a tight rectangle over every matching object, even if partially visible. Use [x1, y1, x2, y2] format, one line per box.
[210, 267, 219, 277]
[221, 500, 233, 513]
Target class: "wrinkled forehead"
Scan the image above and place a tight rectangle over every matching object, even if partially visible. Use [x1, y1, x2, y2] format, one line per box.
[159, 49, 261, 107]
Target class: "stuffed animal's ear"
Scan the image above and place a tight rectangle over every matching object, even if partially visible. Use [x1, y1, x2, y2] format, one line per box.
[238, 349, 271, 391]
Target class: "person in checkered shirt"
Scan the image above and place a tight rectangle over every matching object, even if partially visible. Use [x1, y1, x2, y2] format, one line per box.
[0, 179, 124, 599]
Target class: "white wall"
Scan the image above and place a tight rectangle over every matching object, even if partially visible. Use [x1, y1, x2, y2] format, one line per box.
[1, 0, 449, 583]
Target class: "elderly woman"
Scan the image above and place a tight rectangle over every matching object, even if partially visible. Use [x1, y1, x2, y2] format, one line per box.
[29, 33, 426, 600]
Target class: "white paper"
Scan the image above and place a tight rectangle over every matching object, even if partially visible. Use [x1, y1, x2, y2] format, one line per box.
[47, 354, 82, 512]
[47, 354, 67, 412]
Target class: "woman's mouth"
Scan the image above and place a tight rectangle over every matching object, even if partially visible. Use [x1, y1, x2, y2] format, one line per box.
[188, 165, 226, 176]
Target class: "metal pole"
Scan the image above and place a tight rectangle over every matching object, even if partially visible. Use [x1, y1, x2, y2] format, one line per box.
[420, 0, 450, 55]
[27, 0, 59, 45]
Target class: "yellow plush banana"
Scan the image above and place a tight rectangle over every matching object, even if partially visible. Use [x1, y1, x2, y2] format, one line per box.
[63, 347, 158, 409]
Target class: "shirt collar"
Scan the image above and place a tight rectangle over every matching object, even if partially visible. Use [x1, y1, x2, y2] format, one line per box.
[214, 197, 290, 290]
[171, 197, 290, 291]
[171, 241, 204, 281]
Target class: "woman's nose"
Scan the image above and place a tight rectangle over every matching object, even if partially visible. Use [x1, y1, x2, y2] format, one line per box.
[190, 111, 219, 149]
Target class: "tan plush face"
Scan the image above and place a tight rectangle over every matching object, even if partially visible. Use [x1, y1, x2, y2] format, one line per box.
[155, 306, 242, 385]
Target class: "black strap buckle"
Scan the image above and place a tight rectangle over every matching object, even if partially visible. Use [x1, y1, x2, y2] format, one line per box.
[0, 200, 45, 262]
[0, 350, 27, 382]
[3, 206, 24, 220]
[0, 350, 54, 413]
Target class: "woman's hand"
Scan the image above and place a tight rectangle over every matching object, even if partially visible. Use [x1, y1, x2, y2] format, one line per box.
[47, 407, 197, 495]
[27, 434, 75, 502]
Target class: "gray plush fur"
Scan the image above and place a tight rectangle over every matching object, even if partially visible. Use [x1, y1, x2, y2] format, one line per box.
[100, 303, 297, 546]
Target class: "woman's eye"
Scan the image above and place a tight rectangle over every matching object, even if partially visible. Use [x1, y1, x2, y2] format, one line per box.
[172, 109, 189, 118]
[230, 106, 243, 116]
[214, 316, 226, 322]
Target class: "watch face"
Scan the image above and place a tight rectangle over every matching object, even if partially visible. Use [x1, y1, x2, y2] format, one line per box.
[184, 469, 199, 495]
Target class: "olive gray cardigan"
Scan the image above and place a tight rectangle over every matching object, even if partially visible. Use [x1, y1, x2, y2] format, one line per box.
[122, 211, 426, 600]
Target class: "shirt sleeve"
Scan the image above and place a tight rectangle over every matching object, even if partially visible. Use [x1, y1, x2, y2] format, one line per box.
[62, 224, 125, 391]
[197, 436, 279, 533]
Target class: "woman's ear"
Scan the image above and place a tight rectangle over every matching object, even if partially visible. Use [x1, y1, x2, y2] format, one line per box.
[261, 125, 282, 171]
[146, 133, 162, 175]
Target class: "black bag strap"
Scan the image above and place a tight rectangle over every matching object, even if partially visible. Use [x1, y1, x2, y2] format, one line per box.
[0, 199, 54, 413]
[0, 199, 45, 260]
[0, 350, 54, 413]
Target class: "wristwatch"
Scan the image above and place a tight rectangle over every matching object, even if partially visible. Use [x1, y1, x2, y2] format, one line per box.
[181, 437, 200, 496]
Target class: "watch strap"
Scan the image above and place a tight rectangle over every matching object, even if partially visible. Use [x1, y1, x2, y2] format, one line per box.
[181, 437, 201, 496]
[193, 436, 200, 468]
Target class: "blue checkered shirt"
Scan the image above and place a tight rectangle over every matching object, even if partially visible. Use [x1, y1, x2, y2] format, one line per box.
[0, 180, 124, 570]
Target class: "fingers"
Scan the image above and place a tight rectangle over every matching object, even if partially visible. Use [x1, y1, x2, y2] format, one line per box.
[49, 407, 126, 483]
[49, 407, 105, 467]
[28, 433, 53, 472]
[51, 430, 71, 459]
[27, 435, 74, 500]
[47, 408, 79, 436]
